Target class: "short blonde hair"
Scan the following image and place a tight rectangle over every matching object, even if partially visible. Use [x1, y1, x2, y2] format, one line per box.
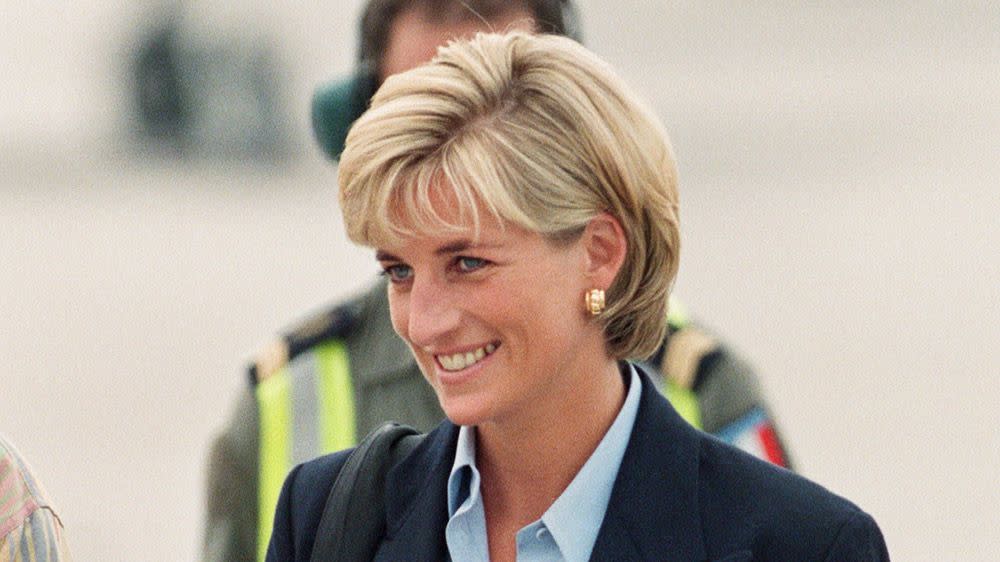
[338, 31, 680, 360]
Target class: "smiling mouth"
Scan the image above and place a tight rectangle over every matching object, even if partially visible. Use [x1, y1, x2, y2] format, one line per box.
[435, 342, 499, 372]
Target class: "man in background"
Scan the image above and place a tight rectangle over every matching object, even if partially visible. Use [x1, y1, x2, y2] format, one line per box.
[203, 2, 790, 561]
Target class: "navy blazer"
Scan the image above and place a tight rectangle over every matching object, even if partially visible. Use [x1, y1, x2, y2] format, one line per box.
[267, 367, 889, 561]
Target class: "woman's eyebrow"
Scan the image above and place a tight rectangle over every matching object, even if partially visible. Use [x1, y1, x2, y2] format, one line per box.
[434, 240, 473, 255]
[376, 241, 503, 261]
[375, 250, 401, 262]
[435, 240, 503, 255]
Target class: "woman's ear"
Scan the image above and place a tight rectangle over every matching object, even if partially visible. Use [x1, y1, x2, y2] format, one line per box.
[581, 212, 627, 289]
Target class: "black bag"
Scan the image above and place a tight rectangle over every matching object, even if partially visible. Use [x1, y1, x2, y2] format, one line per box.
[309, 422, 425, 562]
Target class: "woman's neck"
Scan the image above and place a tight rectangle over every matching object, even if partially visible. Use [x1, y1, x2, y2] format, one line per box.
[474, 356, 627, 530]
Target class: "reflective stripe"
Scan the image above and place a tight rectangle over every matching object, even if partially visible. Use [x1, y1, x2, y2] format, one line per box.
[255, 340, 356, 562]
[663, 380, 703, 430]
[290, 352, 320, 465]
[315, 340, 356, 452]
[255, 368, 292, 562]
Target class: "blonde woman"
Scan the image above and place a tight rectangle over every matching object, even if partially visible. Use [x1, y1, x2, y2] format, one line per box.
[267, 32, 888, 561]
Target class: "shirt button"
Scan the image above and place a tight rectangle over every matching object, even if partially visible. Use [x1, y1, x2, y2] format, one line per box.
[535, 527, 548, 540]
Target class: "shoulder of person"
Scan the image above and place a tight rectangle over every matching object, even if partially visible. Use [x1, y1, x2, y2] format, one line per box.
[286, 449, 355, 515]
[250, 281, 385, 386]
[695, 435, 886, 559]
[660, 314, 758, 396]
[0, 436, 66, 544]
[270, 448, 355, 559]
[658, 309, 784, 443]
[278, 418, 427, 537]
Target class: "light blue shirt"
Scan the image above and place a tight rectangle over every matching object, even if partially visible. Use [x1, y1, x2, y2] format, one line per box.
[445, 364, 643, 562]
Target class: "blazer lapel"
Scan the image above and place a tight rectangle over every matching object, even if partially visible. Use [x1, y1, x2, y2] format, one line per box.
[374, 421, 458, 561]
[590, 366, 708, 562]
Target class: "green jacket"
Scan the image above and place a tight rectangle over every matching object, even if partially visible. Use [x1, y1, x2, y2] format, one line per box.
[201, 280, 790, 562]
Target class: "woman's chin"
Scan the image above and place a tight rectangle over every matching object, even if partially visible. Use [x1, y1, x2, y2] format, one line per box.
[437, 394, 493, 427]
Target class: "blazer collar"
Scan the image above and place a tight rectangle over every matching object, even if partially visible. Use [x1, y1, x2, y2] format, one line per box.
[377, 364, 708, 562]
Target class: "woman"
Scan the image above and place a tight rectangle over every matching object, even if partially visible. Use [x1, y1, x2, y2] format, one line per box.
[268, 32, 888, 561]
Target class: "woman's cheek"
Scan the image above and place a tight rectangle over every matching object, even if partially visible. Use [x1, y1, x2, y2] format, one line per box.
[388, 292, 410, 340]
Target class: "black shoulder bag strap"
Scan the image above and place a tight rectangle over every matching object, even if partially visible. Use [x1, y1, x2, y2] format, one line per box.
[309, 422, 424, 562]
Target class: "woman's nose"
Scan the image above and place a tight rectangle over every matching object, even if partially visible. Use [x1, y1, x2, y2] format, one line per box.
[404, 276, 461, 347]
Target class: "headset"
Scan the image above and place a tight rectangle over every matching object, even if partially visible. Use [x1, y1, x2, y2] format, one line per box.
[311, 0, 581, 160]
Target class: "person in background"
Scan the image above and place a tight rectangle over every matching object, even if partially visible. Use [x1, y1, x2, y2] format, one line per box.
[203, 2, 790, 561]
[267, 30, 887, 560]
[0, 435, 72, 562]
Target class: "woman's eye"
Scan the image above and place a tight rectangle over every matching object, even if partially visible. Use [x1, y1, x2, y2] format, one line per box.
[456, 257, 488, 272]
[381, 264, 413, 283]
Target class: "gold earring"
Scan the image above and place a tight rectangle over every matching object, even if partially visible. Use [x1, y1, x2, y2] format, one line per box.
[585, 289, 606, 316]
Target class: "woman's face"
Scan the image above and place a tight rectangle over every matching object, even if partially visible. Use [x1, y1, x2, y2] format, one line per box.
[376, 200, 599, 428]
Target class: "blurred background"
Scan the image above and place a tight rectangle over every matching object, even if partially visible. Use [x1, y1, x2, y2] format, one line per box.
[1, 1, 997, 560]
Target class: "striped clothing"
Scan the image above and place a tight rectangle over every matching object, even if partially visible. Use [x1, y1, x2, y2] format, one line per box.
[0, 436, 71, 562]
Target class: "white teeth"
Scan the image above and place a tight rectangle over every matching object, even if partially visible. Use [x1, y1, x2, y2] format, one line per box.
[436, 343, 499, 372]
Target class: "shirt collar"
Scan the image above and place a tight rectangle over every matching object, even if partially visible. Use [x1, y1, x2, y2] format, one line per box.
[445, 363, 643, 562]
[447, 422, 479, 515]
